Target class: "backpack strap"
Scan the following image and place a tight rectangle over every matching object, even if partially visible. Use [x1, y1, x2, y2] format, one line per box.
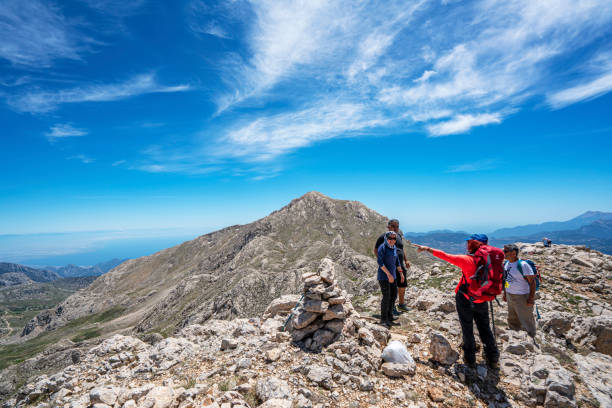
[516, 259, 531, 282]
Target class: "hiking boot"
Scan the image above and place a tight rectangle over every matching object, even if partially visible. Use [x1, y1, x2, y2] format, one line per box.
[464, 357, 476, 370]
[398, 303, 409, 311]
[486, 359, 499, 370]
[379, 320, 391, 328]
[392, 306, 401, 316]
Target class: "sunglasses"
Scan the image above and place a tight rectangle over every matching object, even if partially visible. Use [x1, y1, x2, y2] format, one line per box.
[388, 237, 397, 240]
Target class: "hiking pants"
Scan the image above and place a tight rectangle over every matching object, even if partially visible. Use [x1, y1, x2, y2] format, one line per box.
[455, 292, 499, 364]
[507, 293, 536, 337]
[379, 280, 397, 322]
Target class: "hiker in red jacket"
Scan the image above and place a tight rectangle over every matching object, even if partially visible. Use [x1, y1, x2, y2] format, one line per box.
[416, 234, 500, 369]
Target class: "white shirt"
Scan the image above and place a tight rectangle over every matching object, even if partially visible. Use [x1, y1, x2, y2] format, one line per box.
[505, 260, 534, 295]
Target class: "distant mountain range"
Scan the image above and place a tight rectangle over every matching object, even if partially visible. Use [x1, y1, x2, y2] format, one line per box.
[406, 211, 612, 254]
[0, 258, 127, 287]
[490, 211, 612, 237]
[43, 258, 127, 278]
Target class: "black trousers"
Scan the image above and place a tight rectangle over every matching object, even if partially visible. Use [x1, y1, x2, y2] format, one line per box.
[455, 292, 499, 363]
[379, 280, 397, 322]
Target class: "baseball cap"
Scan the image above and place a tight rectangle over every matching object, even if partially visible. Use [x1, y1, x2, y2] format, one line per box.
[465, 233, 488, 244]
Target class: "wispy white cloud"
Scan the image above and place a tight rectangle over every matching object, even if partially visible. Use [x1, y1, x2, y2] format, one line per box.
[187, 0, 249, 40]
[45, 123, 88, 140]
[547, 54, 612, 108]
[0, 0, 93, 67]
[220, 102, 388, 161]
[149, 0, 612, 174]
[78, 0, 146, 17]
[70, 154, 95, 164]
[8, 73, 190, 113]
[413, 70, 436, 83]
[427, 113, 502, 137]
[446, 159, 498, 173]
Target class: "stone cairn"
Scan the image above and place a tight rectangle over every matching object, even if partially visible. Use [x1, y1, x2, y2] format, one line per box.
[290, 258, 354, 352]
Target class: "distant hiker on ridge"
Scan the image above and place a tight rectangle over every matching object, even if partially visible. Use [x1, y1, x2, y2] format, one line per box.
[375, 219, 410, 314]
[377, 231, 401, 328]
[542, 237, 552, 247]
[415, 234, 502, 369]
[502, 244, 537, 338]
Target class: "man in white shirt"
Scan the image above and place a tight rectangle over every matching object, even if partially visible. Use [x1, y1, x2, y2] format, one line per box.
[503, 244, 537, 337]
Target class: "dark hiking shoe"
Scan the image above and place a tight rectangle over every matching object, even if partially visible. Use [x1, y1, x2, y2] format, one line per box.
[392, 306, 401, 316]
[398, 303, 409, 311]
[486, 357, 499, 370]
[379, 320, 391, 328]
[464, 357, 476, 370]
[389, 321, 401, 326]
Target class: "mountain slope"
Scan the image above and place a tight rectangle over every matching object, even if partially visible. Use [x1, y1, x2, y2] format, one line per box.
[490, 211, 612, 238]
[20, 192, 432, 340]
[0, 263, 59, 286]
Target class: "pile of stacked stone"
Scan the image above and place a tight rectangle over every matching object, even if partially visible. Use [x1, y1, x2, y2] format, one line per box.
[290, 258, 352, 352]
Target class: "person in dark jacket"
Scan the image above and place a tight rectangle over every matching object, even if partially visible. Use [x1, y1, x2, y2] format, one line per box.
[374, 219, 410, 313]
[377, 231, 401, 328]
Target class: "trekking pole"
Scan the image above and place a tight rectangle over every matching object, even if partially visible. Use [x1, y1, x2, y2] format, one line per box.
[490, 301, 496, 341]
[281, 294, 304, 332]
[536, 304, 541, 320]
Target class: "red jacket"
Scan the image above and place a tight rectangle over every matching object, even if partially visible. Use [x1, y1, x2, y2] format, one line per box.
[431, 249, 494, 303]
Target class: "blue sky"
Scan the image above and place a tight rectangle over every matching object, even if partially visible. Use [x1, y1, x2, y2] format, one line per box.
[1, 0, 612, 264]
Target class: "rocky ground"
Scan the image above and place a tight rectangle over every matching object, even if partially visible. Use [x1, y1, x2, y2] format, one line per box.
[4, 245, 612, 408]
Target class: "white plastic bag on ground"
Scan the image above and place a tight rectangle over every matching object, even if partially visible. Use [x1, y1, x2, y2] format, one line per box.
[381, 340, 414, 364]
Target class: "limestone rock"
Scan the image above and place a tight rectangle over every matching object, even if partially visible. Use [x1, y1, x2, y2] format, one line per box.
[323, 304, 346, 321]
[306, 365, 332, 388]
[540, 311, 574, 336]
[312, 329, 336, 347]
[255, 377, 291, 402]
[89, 387, 117, 406]
[318, 258, 335, 284]
[571, 256, 594, 268]
[303, 299, 329, 314]
[567, 315, 612, 356]
[575, 352, 612, 408]
[381, 362, 416, 377]
[263, 295, 300, 318]
[141, 386, 174, 408]
[259, 399, 293, 408]
[292, 311, 319, 330]
[429, 333, 458, 365]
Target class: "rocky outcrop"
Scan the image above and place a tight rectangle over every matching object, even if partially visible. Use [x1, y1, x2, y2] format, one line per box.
[290, 259, 356, 352]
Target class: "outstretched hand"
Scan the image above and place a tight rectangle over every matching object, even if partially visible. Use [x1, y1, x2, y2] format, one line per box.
[415, 244, 432, 253]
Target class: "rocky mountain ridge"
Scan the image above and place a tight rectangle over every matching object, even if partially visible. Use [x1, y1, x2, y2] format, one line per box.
[18, 192, 423, 341]
[0, 263, 59, 287]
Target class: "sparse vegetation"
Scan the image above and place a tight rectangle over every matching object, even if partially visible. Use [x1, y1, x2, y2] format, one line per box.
[0, 306, 125, 370]
[71, 328, 101, 343]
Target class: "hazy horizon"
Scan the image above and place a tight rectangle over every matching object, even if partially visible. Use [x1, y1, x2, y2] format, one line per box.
[2, 201, 609, 267]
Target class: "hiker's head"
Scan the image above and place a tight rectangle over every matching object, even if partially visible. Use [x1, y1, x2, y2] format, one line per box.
[465, 234, 488, 253]
[387, 219, 400, 232]
[385, 231, 397, 246]
[503, 244, 519, 261]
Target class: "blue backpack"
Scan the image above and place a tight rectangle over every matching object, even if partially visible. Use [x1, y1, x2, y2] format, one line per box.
[503, 259, 541, 291]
